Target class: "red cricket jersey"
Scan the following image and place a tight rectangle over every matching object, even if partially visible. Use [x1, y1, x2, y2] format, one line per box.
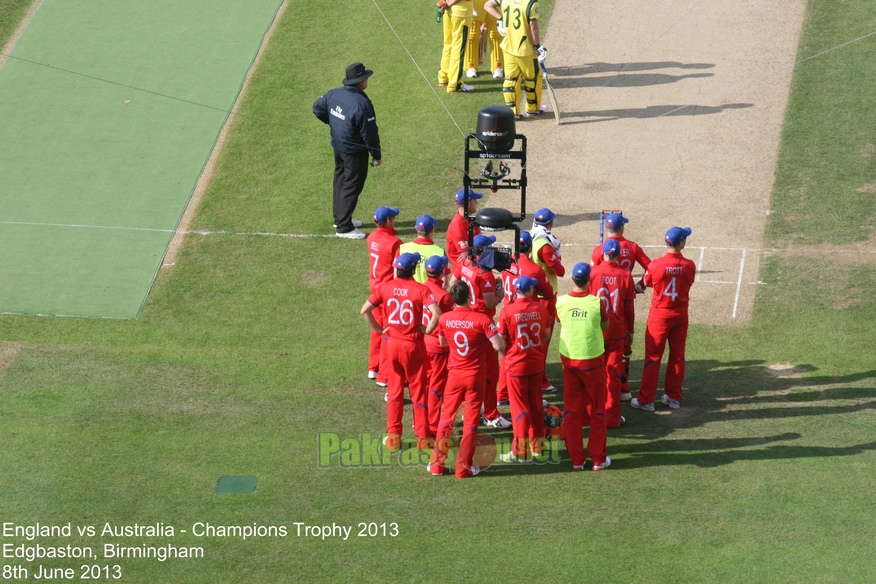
[445, 213, 480, 268]
[423, 277, 454, 354]
[588, 261, 636, 342]
[367, 226, 402, 293]
[497, 296, 551, 376]
[368, 278, 436, 342]
[452, 257, 496, 316]
[501, 254, 555, 303]
[591, 235, 651, 274]
[437, 306, 499, 373]
[644, 251, 696, 316]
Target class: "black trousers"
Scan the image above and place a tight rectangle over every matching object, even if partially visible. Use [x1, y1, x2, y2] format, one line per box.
[333, 149, 370, 233]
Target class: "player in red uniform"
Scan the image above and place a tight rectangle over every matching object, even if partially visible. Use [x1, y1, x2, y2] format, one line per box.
[422, 255, 455, 436]
[588, 239, 636, 428]
[449, 234, 510, 429]
[446, 188, 482, 268]
[429, 282, 505, 478]
[365, 206, 402, 388]
[631, 226, 696, 412]
[496, 275, 552, 461]
[591, 212, 651, 400]
[361, 253, 440, 449]
[530, 208, 563, 393]
[497, 230, 554, 404]
[556, 263, 611, 471]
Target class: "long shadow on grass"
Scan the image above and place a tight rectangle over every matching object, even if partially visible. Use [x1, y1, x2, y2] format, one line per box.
[539, 359, 876, 470]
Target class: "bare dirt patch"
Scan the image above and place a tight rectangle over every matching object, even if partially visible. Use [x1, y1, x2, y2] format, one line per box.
[487, 0, 808, 326]
[0, 0, 42, 69]
[0, 342, 23, 380]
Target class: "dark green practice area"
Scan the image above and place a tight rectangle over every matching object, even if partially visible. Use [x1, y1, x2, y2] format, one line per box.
[0, 0, 284, 318]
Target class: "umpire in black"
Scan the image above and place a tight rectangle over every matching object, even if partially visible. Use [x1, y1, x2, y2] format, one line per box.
[313, 62, 382, 239]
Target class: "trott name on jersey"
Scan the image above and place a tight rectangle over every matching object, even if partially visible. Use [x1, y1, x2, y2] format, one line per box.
[666, 266, 684, 274]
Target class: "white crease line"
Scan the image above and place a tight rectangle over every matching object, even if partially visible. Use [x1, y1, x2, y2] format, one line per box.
[696, 246, 705, 282]
[732, 248, 747, 319]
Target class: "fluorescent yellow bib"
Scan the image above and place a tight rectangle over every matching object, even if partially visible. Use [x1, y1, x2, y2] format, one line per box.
[556, 294, 604, 360]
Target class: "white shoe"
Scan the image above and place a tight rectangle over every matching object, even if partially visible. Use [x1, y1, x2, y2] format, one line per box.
[499, 450, 531, 463]
[661, 394, 681, 409]
[463, 464, 480, 476]
[492, 68, 504, 79]
[542, 399, 549, 408]
[539, 104, 548, 113]
[630, 398, 655, 412]
[593, 456, 611, 471]
[620, 392, 632, 401]
[333, 219, 363, 228]
[452, 84, 475, 93]
[485, 415, 511, 429]
[335, 229, 366, 239]
[384, 392, 389, 402]
[376, 380, 387, 388]
[368, 370, 378, 380]
[542, 385, 557, 394]
[465, 67, 477, 78]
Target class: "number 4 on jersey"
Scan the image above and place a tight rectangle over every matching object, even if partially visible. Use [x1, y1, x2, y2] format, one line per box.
[662, 277, 678, 302]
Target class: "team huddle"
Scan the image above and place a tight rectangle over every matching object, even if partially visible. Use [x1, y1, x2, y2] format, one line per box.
[359, 190, 696, 478]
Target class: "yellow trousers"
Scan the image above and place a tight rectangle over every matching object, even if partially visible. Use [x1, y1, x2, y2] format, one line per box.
[439, 13, 471, 91]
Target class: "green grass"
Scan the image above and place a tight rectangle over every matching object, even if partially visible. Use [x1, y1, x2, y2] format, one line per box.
[1, 0, 876, 582]
[0, 0, 31, 50]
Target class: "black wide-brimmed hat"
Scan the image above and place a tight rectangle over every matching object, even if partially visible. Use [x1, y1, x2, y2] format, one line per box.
[342, 62, 374, 86]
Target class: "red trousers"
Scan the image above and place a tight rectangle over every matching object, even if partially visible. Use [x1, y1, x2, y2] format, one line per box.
[604, 338, 625, 428]
[497, 355, 508, 403]
[507, 372, 546, 457]
[562, 356, 607, 467]
[639, 312, 688, 403]
[367, 305, 388, 383]
[385, 338, 428, 440]
[430, 369, 485, 478]
[482, 344, 501, 420]
[540, 296, 557, 390]
[426, 351, 449, 437]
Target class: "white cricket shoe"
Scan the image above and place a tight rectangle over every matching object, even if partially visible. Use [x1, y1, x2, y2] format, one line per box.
[492, 68, 504, 78]
[333, 219, 363, 228]
[465, 67, 478, 78]
[484, 415, 511, 429]
[368, 370, 378, 380]
[335, 229, 366, 240]
[661, 394, 681, 409]
[593, 456, 612, 471]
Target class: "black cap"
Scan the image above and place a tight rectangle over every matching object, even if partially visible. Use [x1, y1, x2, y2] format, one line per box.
[343, 62, 374, 86]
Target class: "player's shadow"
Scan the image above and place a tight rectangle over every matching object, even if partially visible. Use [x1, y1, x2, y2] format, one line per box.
[562, 103, 753, 125]
[551, 62, 716, 77]
[520, 358, 876, 472]
[551, 212, 602, 227]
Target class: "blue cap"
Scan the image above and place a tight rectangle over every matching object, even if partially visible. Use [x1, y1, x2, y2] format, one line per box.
[533, 208, 556, 225]
[519, 231, 533, 251]
[665, 226, 692, 246]
[473, 234, 496, 248]
[455, 188, 483, 204]
[373, 206, 400, 224]
[425, 255, 448, 273]
[603, 239, 621, 258]
[394, 252, 421, 272]
[572, 262, 591, 281]
[515, 275, 538, 294]
[415, 214, 438, 232]
[605, 212, 628, 230]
